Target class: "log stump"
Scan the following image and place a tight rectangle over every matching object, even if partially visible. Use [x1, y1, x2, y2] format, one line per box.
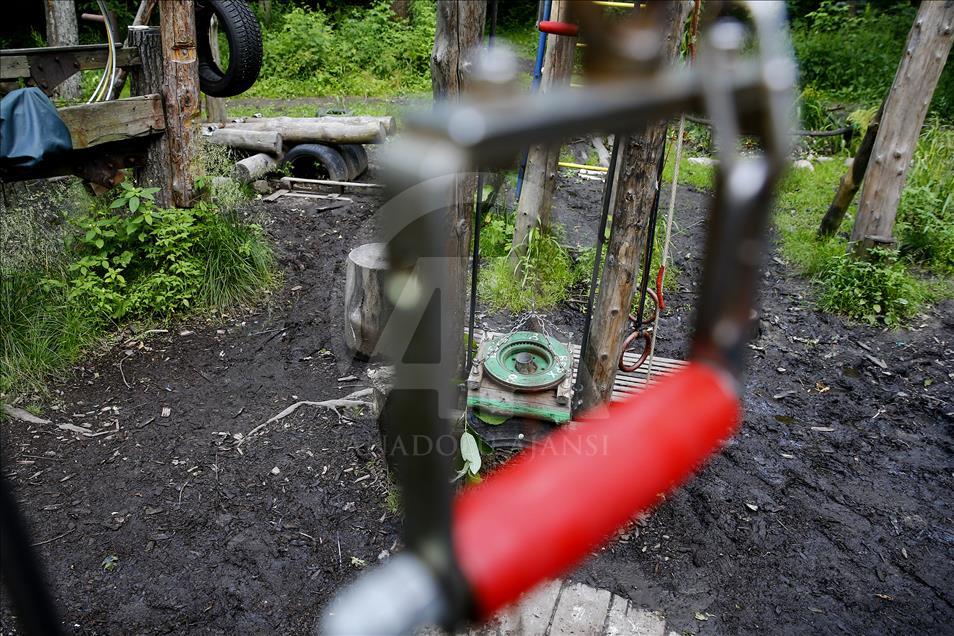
[345, 242, 392, 359]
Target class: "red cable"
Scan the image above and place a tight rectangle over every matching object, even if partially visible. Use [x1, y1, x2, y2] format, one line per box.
[453, 362, 740, 618]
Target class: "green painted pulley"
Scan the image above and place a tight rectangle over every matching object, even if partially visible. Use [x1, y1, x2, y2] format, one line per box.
[482, 331, 571, 391]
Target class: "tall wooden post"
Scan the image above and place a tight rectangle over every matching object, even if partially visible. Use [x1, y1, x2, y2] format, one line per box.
[45, 0, 81, 100]
[578, 1, 690, 410]
[129, 27, 174, 207]
[158, 0, 201, 207]
[511, 0, 576, 265]
[849, 0, 954, 253]
[430, 0, 486, 375]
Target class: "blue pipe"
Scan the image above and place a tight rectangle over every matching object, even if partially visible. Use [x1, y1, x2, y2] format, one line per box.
[515, 0, 552, 199]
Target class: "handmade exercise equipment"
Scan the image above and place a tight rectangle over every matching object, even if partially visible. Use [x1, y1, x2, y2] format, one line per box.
[323, 2, 795, 634]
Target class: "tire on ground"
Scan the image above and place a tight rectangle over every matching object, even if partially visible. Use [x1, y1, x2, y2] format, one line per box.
[338, 144, 369, 180]
[280, 144, 350, 181]
[196, 0, 263, 98]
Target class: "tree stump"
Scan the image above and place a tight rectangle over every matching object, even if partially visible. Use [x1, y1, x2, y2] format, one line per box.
[345, 243, 393, 359]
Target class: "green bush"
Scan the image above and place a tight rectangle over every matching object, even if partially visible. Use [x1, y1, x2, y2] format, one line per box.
[816, 248, 926, 326]
[898, 186, 954, 274]
[62, 182, 274, 321]
[252, 1, 435, 98]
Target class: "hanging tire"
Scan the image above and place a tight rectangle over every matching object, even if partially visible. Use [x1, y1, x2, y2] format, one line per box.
[195, 0, 262, 98]
[338, 144, 368, 180]
[280, 144, 350, 181]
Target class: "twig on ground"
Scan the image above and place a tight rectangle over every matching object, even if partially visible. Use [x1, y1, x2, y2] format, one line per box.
[177, 476, 192, 507]
[30, 527, 74, 547]
[241, 388, 376, 446]
[2, 405, 51, 425]
[118, 356, 132, 388]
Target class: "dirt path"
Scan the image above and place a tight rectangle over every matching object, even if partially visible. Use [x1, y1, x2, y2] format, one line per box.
[2, 174, 952, 634]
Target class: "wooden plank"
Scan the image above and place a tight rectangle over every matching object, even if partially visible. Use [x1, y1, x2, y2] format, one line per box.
[281, 176, 384, 190]
[57, 94, 164, 149]
[0, 46, 140, 81]
[0, 56, 29, 80]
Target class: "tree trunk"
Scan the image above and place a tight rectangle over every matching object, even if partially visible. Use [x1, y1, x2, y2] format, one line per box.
[159, 0, 201, 207]
[391, 0, 412, 21]
[345, 243, 394, 359]
[203, 15, 228, 123]
[111, 0, 158, 98]
[578, 1, 690, 411]
[849, 0, 954, 254]
[430, 0, 486, 376]
[45, 0, 81, 100]
[817, 101, 885, 238]
[129, 27, 174, 207]
[511, 0, 576, 266]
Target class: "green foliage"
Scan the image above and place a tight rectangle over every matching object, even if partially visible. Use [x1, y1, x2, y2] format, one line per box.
[478, 213, 515, 258]
[252, 1, 436, 98]
[791, 1, 953, 119]
[898, 187, 954, 274]
[64, 182, 273, 321]
[816, 248, 926, 326]
[479, 227, 576, 312]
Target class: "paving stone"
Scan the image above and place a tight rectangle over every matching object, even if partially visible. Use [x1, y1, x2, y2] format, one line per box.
[549, 581, 612, 635]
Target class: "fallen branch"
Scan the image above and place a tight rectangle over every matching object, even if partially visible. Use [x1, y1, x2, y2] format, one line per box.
[2, 405, 51, 425]
[241, 388, 376, 445]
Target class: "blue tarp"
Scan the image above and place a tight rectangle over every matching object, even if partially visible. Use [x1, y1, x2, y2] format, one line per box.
[0, 87, 73, 169]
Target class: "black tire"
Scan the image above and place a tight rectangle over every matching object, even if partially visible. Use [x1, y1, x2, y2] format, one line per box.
[196, 0, 262, 98]
[281, 144, 350, 181]
[338, 144, 368, 180]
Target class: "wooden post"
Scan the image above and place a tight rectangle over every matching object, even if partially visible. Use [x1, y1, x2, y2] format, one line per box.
[578, 1, 690, 411]
[110, 0, 158, 98]
[158, 0, 201, 207]
[128, 27, 174, 207]
[45, 0, 81, 100]
[203, 15, 227, 123]
[817, 101, 884, 238]
[849, 0, 954, 253]
[511, 0, 576, 266]
[430, 0, 486, 375]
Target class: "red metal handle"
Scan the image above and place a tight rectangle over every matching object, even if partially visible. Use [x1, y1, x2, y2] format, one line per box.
[453, 362, 739, 618]
[538, 20, 579, 37]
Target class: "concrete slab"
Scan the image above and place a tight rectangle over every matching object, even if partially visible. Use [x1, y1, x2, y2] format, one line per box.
[549, 581, 613, 635]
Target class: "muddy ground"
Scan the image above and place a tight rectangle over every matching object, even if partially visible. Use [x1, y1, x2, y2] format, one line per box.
[2, 169, 952, 635]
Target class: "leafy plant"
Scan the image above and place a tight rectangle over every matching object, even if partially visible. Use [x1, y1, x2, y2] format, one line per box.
[479, 226, 576, 312]
[816, 248, 926, 326]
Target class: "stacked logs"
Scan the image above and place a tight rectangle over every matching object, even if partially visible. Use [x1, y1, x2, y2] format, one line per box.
[200, 115, 396, 184]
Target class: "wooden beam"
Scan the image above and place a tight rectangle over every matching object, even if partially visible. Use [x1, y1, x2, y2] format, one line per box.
[57, 95, 164, 149]
[158, 0, 201, 207]
[0, 46, 140, 79]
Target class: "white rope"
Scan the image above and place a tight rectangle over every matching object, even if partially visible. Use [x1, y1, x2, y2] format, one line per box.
[645, 115, 685, 383]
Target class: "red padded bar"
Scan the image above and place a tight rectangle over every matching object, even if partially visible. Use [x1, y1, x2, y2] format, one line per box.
[453, 362, 739, 618]
[538, 20, 579, 37]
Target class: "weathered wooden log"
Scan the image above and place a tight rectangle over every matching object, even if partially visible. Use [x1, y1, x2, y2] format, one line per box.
[226, 119, 387, 144]
[237, 115, 395, 134]
[207, 128, 282, 154]
[344, 242, 393, 359]
[232, 152, 278, 183]
[158, 0, 201, 207]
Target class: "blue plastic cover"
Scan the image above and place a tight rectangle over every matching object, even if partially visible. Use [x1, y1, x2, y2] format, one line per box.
[0, 87, 73, 168]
